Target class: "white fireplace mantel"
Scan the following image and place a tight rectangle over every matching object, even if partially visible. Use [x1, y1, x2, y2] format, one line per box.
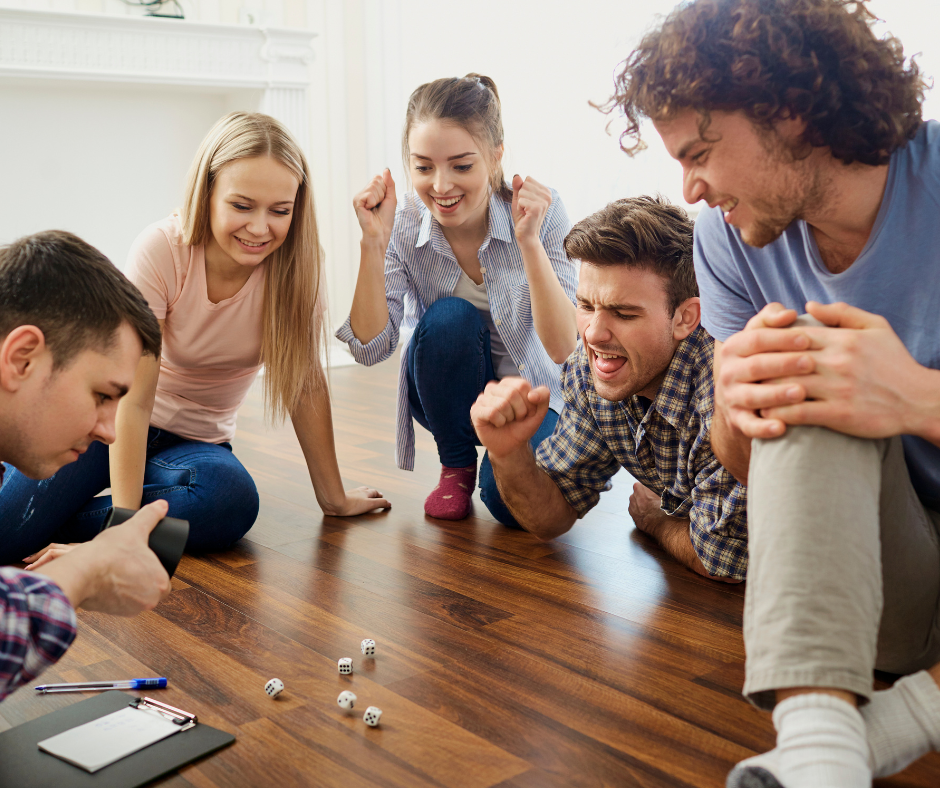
[0, 8, 316, 151]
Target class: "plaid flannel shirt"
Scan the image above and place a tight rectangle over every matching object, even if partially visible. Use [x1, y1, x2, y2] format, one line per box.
[0, 568, 76, 700]
[535, 326, 748, 580]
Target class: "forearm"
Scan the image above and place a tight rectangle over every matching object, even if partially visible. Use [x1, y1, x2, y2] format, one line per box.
[643, 516, 714, 578]
[490, 445, 577, 540]
[517, 238, 577, 363]
[290, 381, 348, 515]
[711, 405, 751, 485]
[109, 404, 152, 509]
[349, 240, 391, 344]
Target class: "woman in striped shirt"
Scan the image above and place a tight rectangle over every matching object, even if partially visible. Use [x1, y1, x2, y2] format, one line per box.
[337, 74, 578, 523]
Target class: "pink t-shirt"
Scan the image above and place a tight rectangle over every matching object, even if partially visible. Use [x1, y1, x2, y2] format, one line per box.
[126, 214, 265, 443]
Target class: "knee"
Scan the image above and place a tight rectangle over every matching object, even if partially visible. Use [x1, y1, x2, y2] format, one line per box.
[417, 297, 483, 340]
[751, 425, 882, 475]
[187, 463, 259, 552]
[479, 455, 497, 499]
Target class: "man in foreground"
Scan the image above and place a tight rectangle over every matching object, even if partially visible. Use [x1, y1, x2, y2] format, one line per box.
[471, 196, 747, 582]
[611, 0, 940, 785]
[0, 230, 171, 700]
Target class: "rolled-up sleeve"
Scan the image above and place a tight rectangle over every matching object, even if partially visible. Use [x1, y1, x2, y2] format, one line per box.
[0, 568, 77, 700]
[335, 234, 411, 366]
[686, 455, 749, 581]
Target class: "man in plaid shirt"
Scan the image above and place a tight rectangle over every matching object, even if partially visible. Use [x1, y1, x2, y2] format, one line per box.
[472, 197, 747, 581]
[0, 231, 171, 700]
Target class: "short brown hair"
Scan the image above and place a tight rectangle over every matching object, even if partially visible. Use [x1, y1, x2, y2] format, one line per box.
[0, 231, 161, 368]
[604, 0, 926, 164]
[402, 74, 512, 202]
[564, 196, 697, 312]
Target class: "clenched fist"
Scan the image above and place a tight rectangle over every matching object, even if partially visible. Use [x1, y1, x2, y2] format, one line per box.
[471, 377, 550, 460]
[354, 169, 398, 247]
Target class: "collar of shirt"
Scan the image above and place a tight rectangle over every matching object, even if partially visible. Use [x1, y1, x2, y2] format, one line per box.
[621, 325, 711, 433]
[414, 190, 515, 256]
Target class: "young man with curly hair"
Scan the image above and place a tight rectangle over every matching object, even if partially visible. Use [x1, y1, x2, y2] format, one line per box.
[471, 197, 748, 583]
[609, 0, 940, 786]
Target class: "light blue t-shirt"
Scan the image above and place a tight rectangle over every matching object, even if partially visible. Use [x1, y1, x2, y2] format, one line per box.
[694, 120, 940, 507]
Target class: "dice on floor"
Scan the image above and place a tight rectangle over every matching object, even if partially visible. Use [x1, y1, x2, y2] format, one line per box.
[337, 691, 357, 709]
[265, 678, 284, 698]
[363, 706, 382, 727]
[338, 657, 353, 675]
[360, 638, 376, 657]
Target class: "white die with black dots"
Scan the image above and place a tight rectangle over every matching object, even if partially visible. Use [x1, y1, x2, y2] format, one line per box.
[265, 678, 284, 698]
[363, 706, 382, 726]
[337, 691, 357, 709]
[338, 657, 353, 675]
[360, 638, 376, 656]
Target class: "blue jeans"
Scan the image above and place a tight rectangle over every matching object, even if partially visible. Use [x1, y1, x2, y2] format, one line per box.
[0, 426, 259, 564]
[406, 297, 559, 529]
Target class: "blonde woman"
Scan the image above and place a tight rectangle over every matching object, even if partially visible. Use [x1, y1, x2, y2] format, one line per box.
[0, 112, 389, 567]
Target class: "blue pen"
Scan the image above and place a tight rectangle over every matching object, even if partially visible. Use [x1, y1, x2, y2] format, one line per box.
[34, 678, 168, 694]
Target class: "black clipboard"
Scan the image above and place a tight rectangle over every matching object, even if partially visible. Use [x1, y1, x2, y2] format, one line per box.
[0, 691, 234, 787]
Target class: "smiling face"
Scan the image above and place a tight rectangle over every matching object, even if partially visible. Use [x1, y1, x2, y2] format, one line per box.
[576, 264, 692, 402]
[205, 156, 300, 272]
[654, 109, 825, 248]
[408, 120, 497, 235]
[0, 323, 141, 479]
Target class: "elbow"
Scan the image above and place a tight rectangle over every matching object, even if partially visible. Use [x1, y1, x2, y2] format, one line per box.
[547, 338, 577, 365]
[525, 513, 576, 542]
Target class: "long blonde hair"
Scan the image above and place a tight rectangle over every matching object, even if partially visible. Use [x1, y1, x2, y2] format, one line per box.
[180, 111, 326, 422]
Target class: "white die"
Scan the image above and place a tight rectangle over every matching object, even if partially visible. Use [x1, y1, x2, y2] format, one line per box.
[337, 691, 357, 709]
[338, 657, 353, 675]
[265, 678, 284, 698]
[360, 638, 376, 657]
[363, 706, 382, 726]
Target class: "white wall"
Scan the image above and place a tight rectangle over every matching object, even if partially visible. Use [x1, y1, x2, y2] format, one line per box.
[0, 80, 227, 266]
[1, 0, 938, 330]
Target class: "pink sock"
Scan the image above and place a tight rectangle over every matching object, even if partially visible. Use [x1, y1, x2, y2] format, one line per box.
[424, 464, 476, 520]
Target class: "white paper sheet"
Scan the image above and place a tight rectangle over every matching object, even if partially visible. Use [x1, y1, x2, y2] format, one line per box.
[38, 705, 183, 772]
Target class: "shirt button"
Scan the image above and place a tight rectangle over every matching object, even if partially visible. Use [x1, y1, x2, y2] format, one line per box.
[518, 364, 524, 371]
[495, 319, 502, 326]
[480, 266, 486, 274]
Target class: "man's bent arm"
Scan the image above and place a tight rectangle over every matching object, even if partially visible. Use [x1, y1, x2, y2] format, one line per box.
[645, 516, 723, 579]
[489, 445, 578, 541]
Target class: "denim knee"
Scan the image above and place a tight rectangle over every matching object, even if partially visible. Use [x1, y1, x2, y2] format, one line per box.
[146, 446, 260, 553]
[414, 298, 487, 356]
[419, 297, 482, 335]
[479, 453, 525, 530]
[188, 462, 259, 552]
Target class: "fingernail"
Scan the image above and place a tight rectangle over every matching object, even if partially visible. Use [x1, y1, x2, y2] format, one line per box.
[786, 386, 801, 399]
[796, 355, 811, 371]
[794, 334, 809, 348]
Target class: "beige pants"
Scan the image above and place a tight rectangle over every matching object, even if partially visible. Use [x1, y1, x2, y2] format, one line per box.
[745, 426, 940, 710]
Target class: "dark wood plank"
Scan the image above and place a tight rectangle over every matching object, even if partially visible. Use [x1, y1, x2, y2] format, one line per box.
[4, 355, 939, 787]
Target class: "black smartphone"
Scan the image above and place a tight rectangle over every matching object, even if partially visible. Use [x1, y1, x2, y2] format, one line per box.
[102, 507, 189, 578]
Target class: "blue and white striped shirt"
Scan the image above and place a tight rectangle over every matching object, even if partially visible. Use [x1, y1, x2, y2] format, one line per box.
[336, 189, 577, 470]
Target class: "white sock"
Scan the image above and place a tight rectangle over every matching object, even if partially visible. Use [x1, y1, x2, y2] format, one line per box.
[772, 693, 871, 788]
[863, 670, 940, 777]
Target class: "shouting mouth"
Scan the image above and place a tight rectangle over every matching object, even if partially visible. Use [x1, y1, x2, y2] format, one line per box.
[591, 348, 628, 378]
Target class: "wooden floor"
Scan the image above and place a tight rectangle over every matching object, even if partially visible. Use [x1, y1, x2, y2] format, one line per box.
[3, 355, 939, 787]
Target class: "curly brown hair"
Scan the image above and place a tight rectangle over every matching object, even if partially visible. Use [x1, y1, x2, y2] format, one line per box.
[603, 0, 927, 165]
